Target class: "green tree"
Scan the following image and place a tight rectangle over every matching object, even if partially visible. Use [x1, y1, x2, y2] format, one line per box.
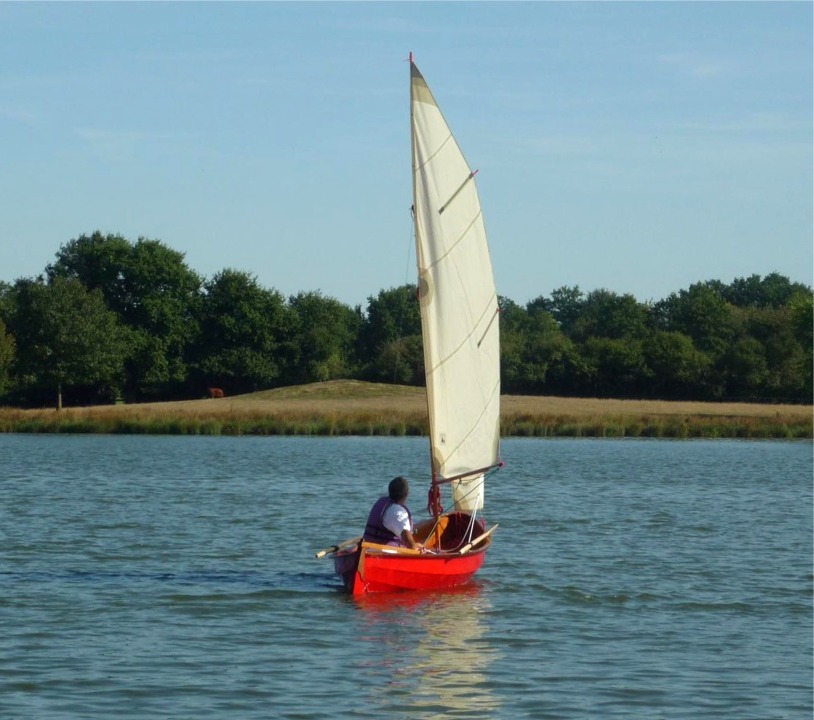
[732, 304, 807, 400]
[531, 285, 585, 334]
[572, 289, 648, 342]
[0, 282, 15, 398]
[788, 290, 814, 400]
[374, 335, 425, 386]
[724, 273, 809, 308]
[643, 331, 711, 399]
[9, 277, 127, 409]
[581, 336, 648, 397]
[498, 297, 528, 392]
[723, 336, 769, 399]
[655, 282, 734, 357]
[500, 298, 579, 394]
[46, 232, 131, 309]
[359, 285, 423, 383]
[0, 316, 15, 397]
[194, 269, 294, 393]
[288, 291, 362, 383]
[48, 232, 202, 398]
[0, 280, 14, 319]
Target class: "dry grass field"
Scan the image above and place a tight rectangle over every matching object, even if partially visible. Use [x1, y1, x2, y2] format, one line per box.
[0, 380, 811, 438]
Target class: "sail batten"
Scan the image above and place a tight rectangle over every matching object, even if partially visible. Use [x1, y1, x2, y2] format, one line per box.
[478, 305, 500, 348]
[425, 292, 499, 376]
[439, 172, 476, 214]
[411, 58, 501, 513]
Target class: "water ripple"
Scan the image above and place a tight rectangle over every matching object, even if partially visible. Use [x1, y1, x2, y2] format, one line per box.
[0, 435, 810, 719]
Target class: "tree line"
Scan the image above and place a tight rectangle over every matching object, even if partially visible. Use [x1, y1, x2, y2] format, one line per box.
[0, 232, 810, 408]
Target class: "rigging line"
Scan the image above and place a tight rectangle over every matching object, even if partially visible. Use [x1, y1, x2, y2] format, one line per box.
[438, 505, 478, 552]
[446, 502, 481, 550]
[438, 460, 503, 487]
[445, 467, 502, 532]
[464, 509, 478, 544]
[449, 465, 501, 502]
[453, 481, 482, 509]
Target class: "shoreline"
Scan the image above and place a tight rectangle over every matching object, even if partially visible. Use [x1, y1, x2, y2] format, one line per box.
[0, 381, 810, 439]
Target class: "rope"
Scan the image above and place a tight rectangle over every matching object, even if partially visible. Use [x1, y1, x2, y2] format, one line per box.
[426, 463, 502, 551]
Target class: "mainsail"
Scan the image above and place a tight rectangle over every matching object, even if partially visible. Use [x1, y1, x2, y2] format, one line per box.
[410, 58, 501, 512]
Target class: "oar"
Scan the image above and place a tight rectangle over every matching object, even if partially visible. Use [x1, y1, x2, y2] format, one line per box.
[460, 524, 499, 555]
[314, 535, 362, 559]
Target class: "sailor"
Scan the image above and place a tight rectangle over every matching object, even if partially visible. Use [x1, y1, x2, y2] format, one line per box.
[363, 476, 423, 550]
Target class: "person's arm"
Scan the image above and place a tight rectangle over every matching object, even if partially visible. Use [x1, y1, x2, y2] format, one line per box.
[383, 504, 423, 549]
[400, 528, 423, 550]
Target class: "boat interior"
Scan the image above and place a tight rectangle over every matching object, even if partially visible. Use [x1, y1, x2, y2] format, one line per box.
[414, 511, 488, 552]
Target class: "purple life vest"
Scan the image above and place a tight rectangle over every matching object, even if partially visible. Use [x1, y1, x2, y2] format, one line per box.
[363, 496, 413, 546]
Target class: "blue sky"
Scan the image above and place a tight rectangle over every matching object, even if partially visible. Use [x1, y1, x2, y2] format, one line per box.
[1, 2, 811, 309]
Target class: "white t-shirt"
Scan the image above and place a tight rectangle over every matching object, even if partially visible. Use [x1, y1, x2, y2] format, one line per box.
[382, 503, 411, 539]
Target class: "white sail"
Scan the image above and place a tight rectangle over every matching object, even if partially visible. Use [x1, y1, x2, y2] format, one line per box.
[410, 59, 501, 512]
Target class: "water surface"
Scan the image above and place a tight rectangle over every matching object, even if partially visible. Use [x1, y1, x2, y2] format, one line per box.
[1, 436, 810, 718]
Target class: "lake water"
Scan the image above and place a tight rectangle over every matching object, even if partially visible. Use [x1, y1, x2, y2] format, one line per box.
[0, 435, 810, 719]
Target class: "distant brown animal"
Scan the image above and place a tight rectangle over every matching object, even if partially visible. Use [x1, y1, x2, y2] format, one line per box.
[207, 387, 225, 399]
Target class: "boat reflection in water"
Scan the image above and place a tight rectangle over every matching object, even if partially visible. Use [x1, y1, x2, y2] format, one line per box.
[349, 583, 500, 717]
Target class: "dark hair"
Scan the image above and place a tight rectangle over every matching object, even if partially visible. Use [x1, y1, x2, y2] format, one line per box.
[388, 476, 409, 502]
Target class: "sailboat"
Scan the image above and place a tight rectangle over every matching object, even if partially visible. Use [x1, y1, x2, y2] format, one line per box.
[315, 55, 502, 594]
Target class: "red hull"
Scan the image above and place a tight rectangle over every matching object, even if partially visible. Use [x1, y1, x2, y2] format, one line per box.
[334, 544, 488, 594]
[332, 512, 491, 595]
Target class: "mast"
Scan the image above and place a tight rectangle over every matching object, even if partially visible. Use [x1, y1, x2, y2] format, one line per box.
[410, 54, 443, 519]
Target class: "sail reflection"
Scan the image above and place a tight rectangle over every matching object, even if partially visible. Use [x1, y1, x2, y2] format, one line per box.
[350, 583, 500, 717]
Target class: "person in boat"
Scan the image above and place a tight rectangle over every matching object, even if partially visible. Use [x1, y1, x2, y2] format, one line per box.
[363, 476, 424, 550]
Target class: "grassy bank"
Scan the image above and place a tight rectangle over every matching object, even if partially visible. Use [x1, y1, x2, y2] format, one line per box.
[1, 380, 810, 439]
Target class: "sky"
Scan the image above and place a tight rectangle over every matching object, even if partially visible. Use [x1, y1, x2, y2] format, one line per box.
[1, 1, 811, 309]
